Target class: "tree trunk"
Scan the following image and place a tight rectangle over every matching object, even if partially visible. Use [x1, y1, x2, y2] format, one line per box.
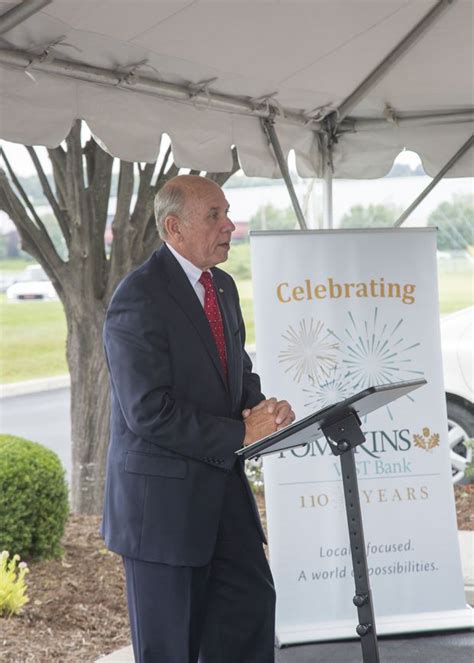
[67, 302, 110, 514]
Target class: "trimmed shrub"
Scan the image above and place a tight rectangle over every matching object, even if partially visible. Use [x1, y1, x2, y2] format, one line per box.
[0, 434, 69, 560]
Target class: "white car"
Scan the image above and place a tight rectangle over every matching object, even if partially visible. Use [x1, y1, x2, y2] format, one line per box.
[5, 265, 58, 301]
[440, 307, 474, 483]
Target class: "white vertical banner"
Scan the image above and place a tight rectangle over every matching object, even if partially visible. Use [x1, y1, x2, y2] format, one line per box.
[250, 229, 472, 645]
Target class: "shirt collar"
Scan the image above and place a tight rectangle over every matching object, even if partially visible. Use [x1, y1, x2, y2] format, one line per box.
[165, 243, 211, 286]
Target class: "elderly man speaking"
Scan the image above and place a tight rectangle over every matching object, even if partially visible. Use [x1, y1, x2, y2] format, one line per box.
[101, 175, 295, 663]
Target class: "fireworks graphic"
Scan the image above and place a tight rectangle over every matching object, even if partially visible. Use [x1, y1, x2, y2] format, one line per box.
[302, 366, 350, 411]
[327, 308, 424, 417]
[278, 318, 339, 383]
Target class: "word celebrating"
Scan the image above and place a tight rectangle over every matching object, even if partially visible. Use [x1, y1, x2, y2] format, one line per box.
[276, 277, 416, 305]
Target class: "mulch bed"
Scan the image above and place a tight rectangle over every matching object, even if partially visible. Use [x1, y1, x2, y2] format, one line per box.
[0, 516, 129, 663]
[1, 486, 472, 663]
[454, 483, 474, 530]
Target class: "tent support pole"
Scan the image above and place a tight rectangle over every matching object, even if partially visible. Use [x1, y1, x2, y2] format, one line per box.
[337, 0, 456, 120]
[323, 165, 334, 229]
[321, 123, 335, 229]
[261, 118, 308, 230]
[394, 135, 474, 227]
[0, 0, 52, 35]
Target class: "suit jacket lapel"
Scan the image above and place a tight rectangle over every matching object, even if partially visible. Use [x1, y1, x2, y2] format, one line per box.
[159, 246, 228, 390]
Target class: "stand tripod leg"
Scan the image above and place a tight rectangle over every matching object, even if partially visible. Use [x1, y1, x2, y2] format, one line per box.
[323, 413, 380, 663]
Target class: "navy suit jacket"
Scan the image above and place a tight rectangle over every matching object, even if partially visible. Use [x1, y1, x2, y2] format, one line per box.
[101, 244, 266, 566]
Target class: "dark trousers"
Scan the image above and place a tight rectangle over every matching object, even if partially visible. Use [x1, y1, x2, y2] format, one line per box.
[123, 465, 276, 663]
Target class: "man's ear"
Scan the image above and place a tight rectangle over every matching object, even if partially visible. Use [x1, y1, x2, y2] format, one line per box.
[164, 215, 183, 243]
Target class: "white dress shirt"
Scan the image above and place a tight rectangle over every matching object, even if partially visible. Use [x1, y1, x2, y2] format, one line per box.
[165, 243, 212, 307]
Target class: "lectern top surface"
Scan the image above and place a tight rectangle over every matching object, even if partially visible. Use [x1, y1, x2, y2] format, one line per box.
[236, 378, 427, 461]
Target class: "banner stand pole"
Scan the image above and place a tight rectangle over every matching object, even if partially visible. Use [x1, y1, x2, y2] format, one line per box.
[322, 411, 381, 663]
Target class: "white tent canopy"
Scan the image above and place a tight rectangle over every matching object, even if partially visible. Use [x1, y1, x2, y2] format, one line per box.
[0, 0, 473, 179]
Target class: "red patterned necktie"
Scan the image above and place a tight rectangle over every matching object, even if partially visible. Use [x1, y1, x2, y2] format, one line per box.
[199, 271, 228, 377]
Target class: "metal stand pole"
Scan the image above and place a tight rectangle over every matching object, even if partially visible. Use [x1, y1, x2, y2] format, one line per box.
[322, 411, 381, 663]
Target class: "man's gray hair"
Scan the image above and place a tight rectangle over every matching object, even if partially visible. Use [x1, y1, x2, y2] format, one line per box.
[154, 183, 186, 240]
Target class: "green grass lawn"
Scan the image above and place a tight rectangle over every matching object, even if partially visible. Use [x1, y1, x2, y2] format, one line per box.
[0, 267, 471, 384]
[0, 295, 67, 383]
[0, 258, 34, 272]
[438, 269, 474, 314]
[236, 280, 254, 346]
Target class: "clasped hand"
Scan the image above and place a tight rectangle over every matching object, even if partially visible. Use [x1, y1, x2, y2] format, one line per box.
[242, 398, 295, 447]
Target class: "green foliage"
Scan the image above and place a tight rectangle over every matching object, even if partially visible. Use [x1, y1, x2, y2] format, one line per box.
[0, 258, 33, 272]
[249, 203, 297, 232]
[340, 204, 400, 228]
[438, 269, 474, 314]
[0, 435, 69, 560]
[225, 242, 251, 280]
[386, 162, 425, 178]
[245, 458, 264, 495]
[0, 550, 29, 617]
[224, 174, 283, 189]
[428, 194, 474, 250]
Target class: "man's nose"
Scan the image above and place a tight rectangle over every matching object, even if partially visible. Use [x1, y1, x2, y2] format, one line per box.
[225, 215, 235, 232]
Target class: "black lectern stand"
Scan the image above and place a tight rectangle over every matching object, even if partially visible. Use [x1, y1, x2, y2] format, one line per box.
[236, 379, 426, 663]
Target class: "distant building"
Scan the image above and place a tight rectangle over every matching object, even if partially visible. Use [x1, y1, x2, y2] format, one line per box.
[232, 221, 249, 241]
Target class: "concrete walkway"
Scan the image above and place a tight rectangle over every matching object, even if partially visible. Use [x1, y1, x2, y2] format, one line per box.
[0, 373, 70, 398]
[460, 531, 474, 605]
[97, 631, 474, 663]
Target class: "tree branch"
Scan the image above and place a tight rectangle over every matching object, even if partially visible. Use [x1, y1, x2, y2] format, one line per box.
[84, 188, 107, 301]
[154, 161, 179, 193]
[113, 161, 134, 230]
[131, 161, 155, 227]
[65, 120, 86, 228]
[0, 168, 64, 288]
[206, 146, 240, 186]
[1, 147, 54, 240]
[141, 214, 162, 255]
[47, 146, 68, 209]
[132, 152, 179, 247]
[108, 160, 135, 285]
[84, 137, 114, 238]
[139, 162, 155, 186]
[141, 211, 159, 251]
[155, 145, 172, 185]
[26, 145, 72, 247]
